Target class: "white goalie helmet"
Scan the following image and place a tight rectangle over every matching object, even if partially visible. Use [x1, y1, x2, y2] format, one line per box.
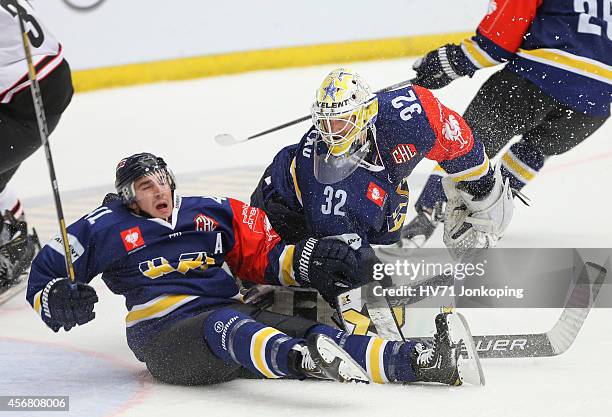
[311, 68, 379, 184]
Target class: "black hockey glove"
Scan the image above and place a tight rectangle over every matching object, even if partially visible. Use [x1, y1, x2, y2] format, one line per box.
[264, 194, 309, 244]
[293, 238, 365, 305]
[42, 278, 98, 332]
[412, 44, 476, 89]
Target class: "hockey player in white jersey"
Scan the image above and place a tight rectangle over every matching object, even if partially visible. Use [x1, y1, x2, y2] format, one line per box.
[0, 0, 73, 291]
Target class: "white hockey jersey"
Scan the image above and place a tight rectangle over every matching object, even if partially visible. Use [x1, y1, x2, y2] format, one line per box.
[0, 1, 63, 103]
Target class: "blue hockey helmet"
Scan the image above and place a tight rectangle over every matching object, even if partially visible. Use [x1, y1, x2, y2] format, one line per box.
[115, 152, 176, 204]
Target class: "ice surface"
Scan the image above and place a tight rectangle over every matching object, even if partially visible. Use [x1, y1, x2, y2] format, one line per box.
[2, 58, 611, 417]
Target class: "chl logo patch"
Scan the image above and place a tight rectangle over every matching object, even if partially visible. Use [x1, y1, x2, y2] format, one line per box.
[366, 182, 386, 207]
[194, 213, 218, 232]
[121, 227, 145, 251]
[391, 143, 417, 164]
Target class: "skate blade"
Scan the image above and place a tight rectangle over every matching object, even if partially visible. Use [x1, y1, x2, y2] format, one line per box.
[447, 313, 486, 386]
[308, 334, 371, 384]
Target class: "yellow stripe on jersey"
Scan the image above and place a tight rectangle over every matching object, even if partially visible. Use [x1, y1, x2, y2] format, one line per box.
[501, 151, 536, 183]
[33, 290, 43, 316]
[433, 164, 446, 175]
[518, 48, 612, 84]
[251, 327, 283, 378]
[461, 38, 499, 69]
[366, 338, 388, 384]
[449, 155, 490, 183]
[125, 294, 198, 327]
[278, 245, 298, 286]
[290, 158, 303, 206]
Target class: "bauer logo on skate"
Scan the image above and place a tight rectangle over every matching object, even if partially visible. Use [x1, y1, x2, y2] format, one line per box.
[120, 227, 145, 251]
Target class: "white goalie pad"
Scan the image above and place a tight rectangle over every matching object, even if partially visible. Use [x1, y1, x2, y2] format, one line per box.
[442, 165, 514, 260]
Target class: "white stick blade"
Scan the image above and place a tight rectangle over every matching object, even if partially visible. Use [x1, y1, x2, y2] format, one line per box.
[214, 134, 239, 146]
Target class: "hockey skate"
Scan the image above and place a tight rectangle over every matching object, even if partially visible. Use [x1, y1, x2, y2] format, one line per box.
[0, 211, 40, 304]
[289, 334, 371, 383]
[412, 312, 485, 386]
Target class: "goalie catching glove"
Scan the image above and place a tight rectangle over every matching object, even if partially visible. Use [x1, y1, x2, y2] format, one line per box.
[293, 238, 368, 305]
[442, 166, 514, 260]
[41, 278, 98, 332]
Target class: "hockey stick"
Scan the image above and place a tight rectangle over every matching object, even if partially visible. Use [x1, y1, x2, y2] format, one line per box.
[214, 78, 416, 146]
[338, 262, 607, 359]
[17, 9, 76, 283]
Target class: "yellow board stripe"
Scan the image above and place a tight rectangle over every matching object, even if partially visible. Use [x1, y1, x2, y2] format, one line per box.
[125, 294, 193, 325]
[279, 245, 298, 286]
[251, 327, 281, 378]
[502, 151, 536, 182]
[451, 156, 490, 182]
[290, 158, 303, 206]
[368, 338, 387, 384]
[518, 48, 612, 82]
[72, 32, 472, 93]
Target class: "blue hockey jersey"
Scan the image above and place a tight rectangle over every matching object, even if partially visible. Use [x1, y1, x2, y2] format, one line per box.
[460, 0, 612, 116]
[26, 195, 300, 360]
[261, 85, 491, 245]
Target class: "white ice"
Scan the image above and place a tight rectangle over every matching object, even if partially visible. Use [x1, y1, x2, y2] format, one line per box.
[1, 58, 612, 417]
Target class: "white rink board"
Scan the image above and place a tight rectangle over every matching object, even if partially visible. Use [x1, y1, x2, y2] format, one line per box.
[34, 0, 484, 70]
[2, 59, 612, 417]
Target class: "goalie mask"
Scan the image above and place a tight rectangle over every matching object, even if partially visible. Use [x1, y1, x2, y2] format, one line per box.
[115, 152, 176, 205]
[311, 68, 379, 184]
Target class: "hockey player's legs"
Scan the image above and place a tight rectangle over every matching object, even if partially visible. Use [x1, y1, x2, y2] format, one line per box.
[141, 304, 475, 386]
[141, 309, 244, 386]
[0, 59, 73, 178]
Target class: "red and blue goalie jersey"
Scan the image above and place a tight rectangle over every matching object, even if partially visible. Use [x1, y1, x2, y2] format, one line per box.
[26, 195, 299, 360]
[264, 85, 491, 245]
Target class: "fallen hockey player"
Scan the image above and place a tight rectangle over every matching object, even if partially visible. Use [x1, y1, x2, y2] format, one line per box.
[26, 152, 483, 386]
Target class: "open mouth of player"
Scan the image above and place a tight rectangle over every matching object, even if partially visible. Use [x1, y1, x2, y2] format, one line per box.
[155, 201, 169, 211]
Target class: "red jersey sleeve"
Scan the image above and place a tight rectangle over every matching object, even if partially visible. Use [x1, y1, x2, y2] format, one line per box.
[477, 0, 541, 52]
[414, 85, 475, 162]
[225, 199, 282, 284]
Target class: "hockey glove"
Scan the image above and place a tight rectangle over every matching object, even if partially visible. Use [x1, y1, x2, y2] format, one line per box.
[293, 238, 364, 305]
[412, 44, 477, 89]
[42, 278, 98, 332]
[442, 165, 514, 260]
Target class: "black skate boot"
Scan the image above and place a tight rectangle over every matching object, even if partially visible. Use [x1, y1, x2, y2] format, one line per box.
[400, 201, 445, 249]
[411, 312, 485, 386]
[288, 334, 371, 383]
[0, 211, 40, 291]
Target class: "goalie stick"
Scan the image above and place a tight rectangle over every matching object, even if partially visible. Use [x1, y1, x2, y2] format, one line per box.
[214, 78, 416, 146]
[337, 262, 607, 359]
